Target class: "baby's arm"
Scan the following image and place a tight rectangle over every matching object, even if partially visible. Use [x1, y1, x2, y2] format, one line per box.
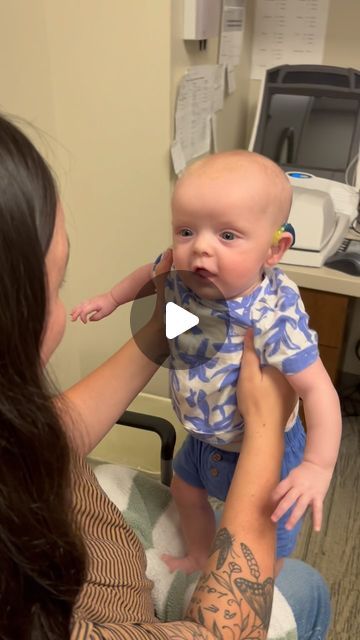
[271, 357, 342, 531]
[71, 262, 154, 323]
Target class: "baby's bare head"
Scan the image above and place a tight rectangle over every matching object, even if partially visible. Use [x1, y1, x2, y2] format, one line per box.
[172, 150, 292, 232]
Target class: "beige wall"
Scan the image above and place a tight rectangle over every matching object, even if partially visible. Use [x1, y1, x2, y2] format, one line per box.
[0, 0, 173, 392]
[0, 1, 54, 130]
[44, 1, 173, 392]
[0, 0, 359, 470]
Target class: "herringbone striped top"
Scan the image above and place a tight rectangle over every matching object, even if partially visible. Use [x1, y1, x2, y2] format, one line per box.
[71, 455, 170, 639]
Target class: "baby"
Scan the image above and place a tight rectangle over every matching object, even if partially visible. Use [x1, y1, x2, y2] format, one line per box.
[72, 151, 342, 575]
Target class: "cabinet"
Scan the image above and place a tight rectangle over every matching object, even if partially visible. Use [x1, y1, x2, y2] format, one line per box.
[300, 288, 350, 384]
[298, 288, 350, 427]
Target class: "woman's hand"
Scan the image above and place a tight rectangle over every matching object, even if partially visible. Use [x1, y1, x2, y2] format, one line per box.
[152, 248, 172, 328]
[238, 330, 297, 432]
[137, 248, 172, 365]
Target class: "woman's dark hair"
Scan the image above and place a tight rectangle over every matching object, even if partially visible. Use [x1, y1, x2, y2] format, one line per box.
[0, 115, 86, 639]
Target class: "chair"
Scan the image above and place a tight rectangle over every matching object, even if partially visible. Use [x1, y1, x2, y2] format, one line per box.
[112, 409, 176, 486]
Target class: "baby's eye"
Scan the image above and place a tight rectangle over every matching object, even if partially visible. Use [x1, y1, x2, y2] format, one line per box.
[220, 231, 236, 241]
[179, 228, 193, 237]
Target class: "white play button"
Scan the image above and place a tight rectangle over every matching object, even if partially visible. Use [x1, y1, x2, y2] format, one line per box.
[130, 269, 229, 369]
[166, 302, 199, 340]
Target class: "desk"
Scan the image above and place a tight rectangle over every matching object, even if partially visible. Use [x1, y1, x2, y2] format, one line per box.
[282, 231, 360, 383]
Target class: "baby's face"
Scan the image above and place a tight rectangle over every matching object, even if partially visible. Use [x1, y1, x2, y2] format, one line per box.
[172, 172, 278, 300]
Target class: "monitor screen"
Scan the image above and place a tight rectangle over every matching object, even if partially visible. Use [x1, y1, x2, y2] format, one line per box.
[261, 94, 359, 173]
[250, 65, 360, 185]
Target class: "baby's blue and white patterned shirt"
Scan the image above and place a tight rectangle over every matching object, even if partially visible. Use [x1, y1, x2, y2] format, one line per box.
[164, 266, 318, 447]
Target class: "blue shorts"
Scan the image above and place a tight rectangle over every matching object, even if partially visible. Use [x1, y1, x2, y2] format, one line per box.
[173, 416, 306, 558]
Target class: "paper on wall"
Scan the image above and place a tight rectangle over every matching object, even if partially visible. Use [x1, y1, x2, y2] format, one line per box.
[171, 65, 225, 174]
[251, 0, 330, 80]
[170, 140, 186, 176]
[218, 0, 246, 67]
[174, 66, 212, 163]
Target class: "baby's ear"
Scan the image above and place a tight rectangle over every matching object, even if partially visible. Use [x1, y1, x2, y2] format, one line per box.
[266, 232, 293, 267]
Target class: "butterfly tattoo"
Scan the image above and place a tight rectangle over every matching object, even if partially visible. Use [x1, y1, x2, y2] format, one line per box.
[211, 527, 235, 570]
[234, 576, 274, 628]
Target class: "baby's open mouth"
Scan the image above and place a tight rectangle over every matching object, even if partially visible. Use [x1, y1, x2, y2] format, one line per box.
[193, 267, 215, 279]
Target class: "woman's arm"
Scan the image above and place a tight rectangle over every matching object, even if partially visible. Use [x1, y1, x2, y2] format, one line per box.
[59, 252, 171, 455]
[142, 333, 295, 640]
[62, 323, 166, 454]
[183, 334, 295, 638]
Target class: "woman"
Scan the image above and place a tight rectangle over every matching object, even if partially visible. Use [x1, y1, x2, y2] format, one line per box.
[0, 114, 330, 639]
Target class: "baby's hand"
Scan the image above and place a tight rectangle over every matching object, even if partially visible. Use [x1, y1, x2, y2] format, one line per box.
[271, 460, 333, 532]
[71, 292, 118, 323]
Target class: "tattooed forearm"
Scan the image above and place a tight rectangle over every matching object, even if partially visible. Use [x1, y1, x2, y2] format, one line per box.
[186, 528, 274, 640]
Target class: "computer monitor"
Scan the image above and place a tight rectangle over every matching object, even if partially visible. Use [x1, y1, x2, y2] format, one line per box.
[249, 65, 360, 187]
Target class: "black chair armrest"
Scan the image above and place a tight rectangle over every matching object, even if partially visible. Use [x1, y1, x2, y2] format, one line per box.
[115, 410, 176, 486]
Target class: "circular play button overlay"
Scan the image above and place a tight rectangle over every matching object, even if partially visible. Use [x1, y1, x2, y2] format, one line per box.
[130, 270, 230, 370]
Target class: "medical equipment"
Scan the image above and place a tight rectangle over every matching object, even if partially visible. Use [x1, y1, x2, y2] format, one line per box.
[249, 64, 360, 268]
[325, 238, 360, 276]
[285, 172, 358, 266]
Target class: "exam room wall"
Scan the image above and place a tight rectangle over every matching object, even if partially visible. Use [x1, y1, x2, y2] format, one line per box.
[246, 0, 360, 377]
[44, 1, 174, 392]
[0, 1, 85, 381]
[0, 0, 173, 392]
[0, 1, 251, 471]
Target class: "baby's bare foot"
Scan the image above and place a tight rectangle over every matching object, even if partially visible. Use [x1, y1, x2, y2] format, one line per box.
[161, 553, 205, 575]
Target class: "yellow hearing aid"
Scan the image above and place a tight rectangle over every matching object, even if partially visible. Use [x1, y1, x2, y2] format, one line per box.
[272, 222, 296, 247]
